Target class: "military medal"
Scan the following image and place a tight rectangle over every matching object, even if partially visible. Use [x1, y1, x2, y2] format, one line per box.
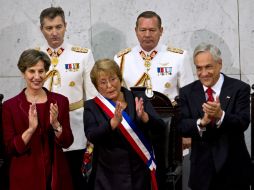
[139, 50, 158, 98]
[144, 57, 151, 69]
[144, 62, 151, 70]
[45, 47, 65, 90]
[51, 57, 59, 67]
[53, 70, 61, 86]
[157, 67, 172, 75]
[144, 75, 154, 98]
[145, 88, 154, 98]
[47, 47, 64, 68]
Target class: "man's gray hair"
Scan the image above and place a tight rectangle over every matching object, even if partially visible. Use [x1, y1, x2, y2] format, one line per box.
[193, 43, 222, 62]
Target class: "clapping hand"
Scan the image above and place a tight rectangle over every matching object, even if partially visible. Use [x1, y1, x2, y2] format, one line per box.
[22, 103, 38, 144]
[135, 97, 149, 123]
[110, 101, 124, 130]
[50, 103, 59, 126]
[28, 103, 38, 131]
[202, 96, 223, 121]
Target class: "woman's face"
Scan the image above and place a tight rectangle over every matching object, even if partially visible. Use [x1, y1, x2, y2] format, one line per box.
[97, 71, 121, 102]
[23, 60, 46, 91]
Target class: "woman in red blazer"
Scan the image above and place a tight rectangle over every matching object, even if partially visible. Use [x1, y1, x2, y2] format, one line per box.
[2, 49, 74, 190]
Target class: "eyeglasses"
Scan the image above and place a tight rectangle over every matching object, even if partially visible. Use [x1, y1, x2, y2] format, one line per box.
[98, 77, 119, 87]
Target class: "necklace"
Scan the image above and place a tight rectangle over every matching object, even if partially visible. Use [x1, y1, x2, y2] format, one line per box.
[25, 89, 47, 104]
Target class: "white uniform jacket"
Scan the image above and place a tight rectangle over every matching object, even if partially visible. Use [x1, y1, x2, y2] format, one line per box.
[114, 44, 194, 102]
[41, 42, 97, 151]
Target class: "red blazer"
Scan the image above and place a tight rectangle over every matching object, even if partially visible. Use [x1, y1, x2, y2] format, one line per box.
[2, 88, 74, 190]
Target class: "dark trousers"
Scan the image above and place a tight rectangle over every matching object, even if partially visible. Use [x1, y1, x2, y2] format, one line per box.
[65, 149, 87, 190]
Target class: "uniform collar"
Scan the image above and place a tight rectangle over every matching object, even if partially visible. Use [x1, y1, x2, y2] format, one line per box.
[138, 43, 162, 55]
[48, 41, 67, 51]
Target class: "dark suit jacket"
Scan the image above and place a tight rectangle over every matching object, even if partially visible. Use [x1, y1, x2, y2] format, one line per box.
[178, 74, 252, 190]
[2, 88, 74, 190]
[84, 87, 165, 190]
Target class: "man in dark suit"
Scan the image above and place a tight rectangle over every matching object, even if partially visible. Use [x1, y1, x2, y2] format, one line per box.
[178, 43, 252, 190]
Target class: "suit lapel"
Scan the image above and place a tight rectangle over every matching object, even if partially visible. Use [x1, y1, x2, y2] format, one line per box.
[122, 87, 136, 120]
[47, 92, 56, 127]
[219, 75, 232, 111]
[191, 81, 206, 117]
[190, 75, 233, 115]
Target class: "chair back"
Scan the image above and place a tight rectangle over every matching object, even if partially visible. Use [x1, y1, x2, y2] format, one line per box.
[251, 85, 254, 188]
[0, 94, 8, 190]
[0, 94, 4, 166]
[130, 87, 182, 186]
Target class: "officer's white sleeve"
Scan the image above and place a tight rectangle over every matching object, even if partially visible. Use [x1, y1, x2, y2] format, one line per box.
[83, 50, 98, 100]
[178, 50, 195, 88]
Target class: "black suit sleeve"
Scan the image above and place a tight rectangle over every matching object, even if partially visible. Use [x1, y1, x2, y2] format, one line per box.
[178, 87, 202, 139]
[83, 100, 113, 144]
[221, 82, 250, 133]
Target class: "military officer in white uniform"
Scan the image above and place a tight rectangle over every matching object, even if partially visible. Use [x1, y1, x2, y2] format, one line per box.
[114, 44, 193, 102]
[39, 7, 97, 190]
[114, 11, 194, 190]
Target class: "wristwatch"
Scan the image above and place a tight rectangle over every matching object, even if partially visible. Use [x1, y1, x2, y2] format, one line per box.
[53, 123, 62, 132]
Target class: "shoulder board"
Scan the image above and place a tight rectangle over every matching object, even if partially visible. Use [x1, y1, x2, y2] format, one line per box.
[34, 47, 40, 51]
[117, 48, 131, 58]
[167, 47, 184, 54]
[71, 46, 88, 53]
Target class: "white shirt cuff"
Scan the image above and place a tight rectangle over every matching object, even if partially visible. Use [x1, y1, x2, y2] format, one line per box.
[215, 110, 225, 128]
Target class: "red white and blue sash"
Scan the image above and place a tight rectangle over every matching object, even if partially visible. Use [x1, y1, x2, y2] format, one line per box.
[94, 94, 158, 190]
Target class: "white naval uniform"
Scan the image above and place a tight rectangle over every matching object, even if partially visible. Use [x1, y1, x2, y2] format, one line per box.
[114, 44, 194, 102]
[41, 42, 97, 151]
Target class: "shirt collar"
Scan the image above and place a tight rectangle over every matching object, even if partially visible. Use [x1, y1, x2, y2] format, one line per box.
[203, 73, 224, 96]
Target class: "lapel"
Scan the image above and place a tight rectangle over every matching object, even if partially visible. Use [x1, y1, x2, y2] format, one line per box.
[17, 90, 30, 130]
[46, 89, 57, 127]
[18, 88, 54, 128]
[190, 74, 233, 116]
[219, 74, 232, 111]
[191, 81, 206, 117]
[121, 87, 136, 120]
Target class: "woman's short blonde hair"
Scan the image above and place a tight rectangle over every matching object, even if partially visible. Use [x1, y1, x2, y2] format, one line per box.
[90, 59, 122, 89]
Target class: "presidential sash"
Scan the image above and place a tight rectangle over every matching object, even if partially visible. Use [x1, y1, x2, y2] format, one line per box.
[94, 94, 158, 190]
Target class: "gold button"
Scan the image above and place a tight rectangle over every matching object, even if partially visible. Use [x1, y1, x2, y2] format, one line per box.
[69, 81, 75, 87]
[165, 82, 171, 88]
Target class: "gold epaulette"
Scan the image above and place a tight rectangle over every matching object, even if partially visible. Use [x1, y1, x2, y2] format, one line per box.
[167, 47, 184, 54]
[71, 46, 88, 53]
[34, 47, 40, 51]
[117, 48, 131, 58]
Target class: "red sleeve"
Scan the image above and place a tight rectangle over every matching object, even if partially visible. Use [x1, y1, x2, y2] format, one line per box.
[2, 102, 28, 155]
[54, 96, 74, 148]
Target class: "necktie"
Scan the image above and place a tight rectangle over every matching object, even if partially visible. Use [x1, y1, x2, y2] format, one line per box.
[206, 87, 214, 102]
[206, 87, 215, 125]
